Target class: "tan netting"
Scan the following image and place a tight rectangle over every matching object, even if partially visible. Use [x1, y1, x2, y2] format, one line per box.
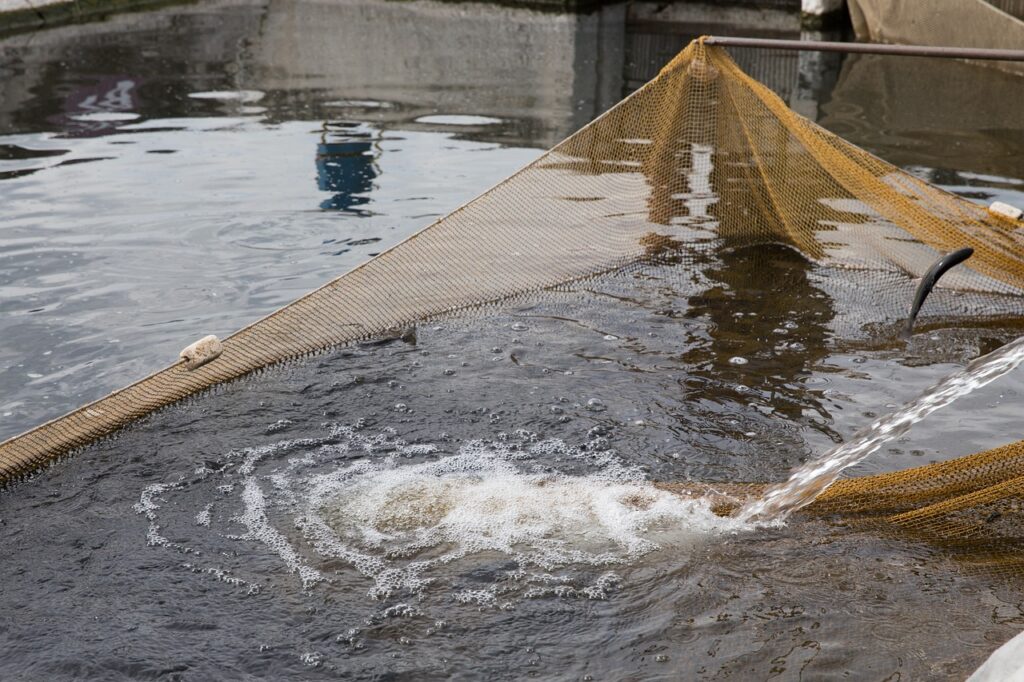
[4, 40, 1024, 569]
[659, 459, 1024, 578]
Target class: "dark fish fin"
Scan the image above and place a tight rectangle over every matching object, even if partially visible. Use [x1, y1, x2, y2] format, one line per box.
[901, 247, 974, 339]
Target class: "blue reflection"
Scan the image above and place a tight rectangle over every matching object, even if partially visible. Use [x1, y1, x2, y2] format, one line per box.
[316, 122, 378, 212]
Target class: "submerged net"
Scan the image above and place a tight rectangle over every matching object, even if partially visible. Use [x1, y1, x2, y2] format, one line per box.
[3, 39, 1024, 572]
[808, 441, 1024, 577]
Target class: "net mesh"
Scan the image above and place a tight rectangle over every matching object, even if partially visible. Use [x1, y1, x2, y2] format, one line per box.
[3, 40, 1024, 572]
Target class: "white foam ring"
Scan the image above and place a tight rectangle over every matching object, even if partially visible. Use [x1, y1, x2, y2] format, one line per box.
[135, 425, 749, 607]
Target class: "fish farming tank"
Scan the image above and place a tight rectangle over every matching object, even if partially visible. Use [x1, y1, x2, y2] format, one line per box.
[2, 1, 1024, 680]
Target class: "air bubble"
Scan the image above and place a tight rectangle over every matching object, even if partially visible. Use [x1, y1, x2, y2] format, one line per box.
[300, 652, 322, 667]
[728, 356, 748, 365]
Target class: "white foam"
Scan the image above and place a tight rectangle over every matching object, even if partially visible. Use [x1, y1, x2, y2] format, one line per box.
[233, 477, 324, 588]
[134, 482, 179, 547]
[138, 425, 750, 605]
[195, 504, 212, 527]
[188, 90, 265, 103]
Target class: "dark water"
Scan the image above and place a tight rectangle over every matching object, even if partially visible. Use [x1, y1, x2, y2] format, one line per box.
[3, 258, 1024, 680]
[2, 1, 1024, 679]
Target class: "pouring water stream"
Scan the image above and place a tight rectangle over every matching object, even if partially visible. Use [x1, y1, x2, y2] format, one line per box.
[738, 335, 1024, 522]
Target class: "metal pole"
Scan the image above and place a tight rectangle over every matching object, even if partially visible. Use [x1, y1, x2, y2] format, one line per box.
[703, 36, 1024, 62]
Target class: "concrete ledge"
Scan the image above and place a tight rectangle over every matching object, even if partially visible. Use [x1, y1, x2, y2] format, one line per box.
[0, 0, 817, 36]
[0, 0, 193, 35]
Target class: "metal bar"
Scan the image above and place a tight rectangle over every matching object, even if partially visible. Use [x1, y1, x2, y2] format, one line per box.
[703, 36, 1024, 62]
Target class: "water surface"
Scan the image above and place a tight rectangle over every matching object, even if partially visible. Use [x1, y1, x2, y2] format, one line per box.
[2, 1, 1024, 679]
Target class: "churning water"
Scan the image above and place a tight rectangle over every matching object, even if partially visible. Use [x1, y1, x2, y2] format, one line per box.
[136, 330, 1024, 611]
[136, 425, 751, 608]
[741, 334, 1024, 521]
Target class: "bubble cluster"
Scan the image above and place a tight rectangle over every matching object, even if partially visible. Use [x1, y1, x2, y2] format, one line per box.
[134, 424, 748, 609]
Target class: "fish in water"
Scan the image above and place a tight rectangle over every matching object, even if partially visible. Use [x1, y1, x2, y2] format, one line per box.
[902, 247, 974, 339]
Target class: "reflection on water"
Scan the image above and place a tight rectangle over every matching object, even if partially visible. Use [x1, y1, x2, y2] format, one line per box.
[2, 0, 1020, 441]
[0, 119, 539, 439]
[316, 123, 379, 213]
[682, 244, 835, 428]
[821, 52, 1024, 196]
[58, 77, 142, 135]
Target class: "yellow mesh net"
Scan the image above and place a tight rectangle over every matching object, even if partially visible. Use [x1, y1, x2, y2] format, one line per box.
[661, 438, 1024, 578]
[3, 40, 1024, 571]
[805, 442, 1024, 577]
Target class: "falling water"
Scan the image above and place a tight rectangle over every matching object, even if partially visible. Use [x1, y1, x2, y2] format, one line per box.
[739, 335, 1024, 522]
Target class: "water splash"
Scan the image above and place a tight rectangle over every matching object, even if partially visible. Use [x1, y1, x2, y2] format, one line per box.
[739, 335, 1024, 522]
[136, 426, 747, 605]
